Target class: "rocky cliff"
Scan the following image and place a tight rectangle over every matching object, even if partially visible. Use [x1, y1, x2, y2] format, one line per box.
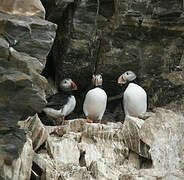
[41, 0, 184, 114]
[0, 0, 184, 179]
[15, 108, 184, 179]
[0, 0, 56, 179]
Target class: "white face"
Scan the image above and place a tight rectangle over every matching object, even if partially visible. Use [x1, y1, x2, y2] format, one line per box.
[118, 71, 136, 84]
[122, 71, 136, 83]
[59, 78, 77, 91]
[92, 74, 103, 86]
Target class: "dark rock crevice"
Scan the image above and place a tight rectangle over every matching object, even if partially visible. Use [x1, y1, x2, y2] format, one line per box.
[30, 161, 43, 180]
[41, 1, 79, 85]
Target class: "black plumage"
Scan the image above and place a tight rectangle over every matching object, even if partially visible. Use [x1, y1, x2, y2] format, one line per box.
[40, 78, 77, 125]
[46, 90, 72, 110]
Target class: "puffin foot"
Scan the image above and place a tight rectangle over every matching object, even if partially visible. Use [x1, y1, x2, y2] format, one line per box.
[86, 117, 93, 123]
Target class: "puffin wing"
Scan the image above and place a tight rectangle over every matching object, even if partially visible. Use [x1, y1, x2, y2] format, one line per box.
[46, 93, 69, 110]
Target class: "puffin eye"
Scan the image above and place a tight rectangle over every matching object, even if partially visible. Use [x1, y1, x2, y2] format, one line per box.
[64, 80, 67, 83]
[126, 72, 129, 75]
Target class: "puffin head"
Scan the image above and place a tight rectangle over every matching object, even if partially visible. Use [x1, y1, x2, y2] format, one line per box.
[92, 74, 103, 87]
[118, 71, 136, 84]
[59, 78, 77, 91]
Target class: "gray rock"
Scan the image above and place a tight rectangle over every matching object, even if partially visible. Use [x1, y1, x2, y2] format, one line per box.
[0, 134, 34, 180]
[42, 0, 184, 115]
[0, 0, 46, 18]
[140, 108, 184, 170]
[15, 109, 184, 179]
[0, 1, 56, 177]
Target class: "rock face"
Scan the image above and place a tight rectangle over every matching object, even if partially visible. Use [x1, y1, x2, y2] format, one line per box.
[0, 0, 45, 18]
[13, 108, 184, 180]
[140, 108, 184, 170]
[0, 0, 56, 178]
[41, 0, 184, 115]
[1, 0, 184, 179]
[1, 135, 34, 180]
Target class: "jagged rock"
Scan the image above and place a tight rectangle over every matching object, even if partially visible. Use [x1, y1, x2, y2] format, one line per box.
[119, 116, 150, 159]
[0, 135, 34, 180]
[0, 0, 45, 18]
[0, 8, 56, 118]
[18, 114, 49, 151]
[30, 118, 129, 179]
[128, 151, 141, 169]
[0, 36, 9, 59]
[29, 109, 184, 179]
[46, 133, 80, 166]
[42, 0, 184, 116]
[0, 12, 56, 60]
[34, 151, 94, 180]
[0, 108, 180, 179]
[89, 160, 123, 180]
[56, 118, 87, 135]
[140, 108, 184, 170]
[0, 1, 56, 178]
[79, 122, 129, 168]
[33, 152, 61, 179]
[119, 168, 184, 180]
[1, 1, 184, 179]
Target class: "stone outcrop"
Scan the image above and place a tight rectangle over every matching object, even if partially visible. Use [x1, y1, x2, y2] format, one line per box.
[0, 0, 45, 18]
[1, 0, 184, 179]
[41, 0, 184, 115]
[7, 108, 183, 179]
[140, 108, 184, 170]
[1, 135, 34, 180]
[0, 0, 57, 178]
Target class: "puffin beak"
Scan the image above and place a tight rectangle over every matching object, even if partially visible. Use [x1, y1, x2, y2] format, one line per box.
[71, 81, 77, 90]
[118, 75, 127, 84]
[95, 77, 98, 86]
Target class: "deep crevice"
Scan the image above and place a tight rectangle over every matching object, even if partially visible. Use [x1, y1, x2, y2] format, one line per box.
[30, 161, 43, 180]
[79, 150, 86, 167]
[41, 1, 78, 86]
[140, 156, 153, 169]
[41, 46, 56, 82]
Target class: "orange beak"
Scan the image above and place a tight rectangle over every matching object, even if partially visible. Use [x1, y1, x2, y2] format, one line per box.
[118, 74, 127, 84]
[95, 77, 98, 86]
[118, 75, 123, 84]
[71, 81, 77, 90]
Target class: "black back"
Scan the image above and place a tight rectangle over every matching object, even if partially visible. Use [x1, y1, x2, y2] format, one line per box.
[46, 90, 72, 110]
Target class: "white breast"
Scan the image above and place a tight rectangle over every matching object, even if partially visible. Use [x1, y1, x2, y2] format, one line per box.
[43, 108, 61, 119]
[123, 83, 147, 117]
[43, 95, 76, 119]
[83, 87, 107, 120]
[62, 95, 76, 116]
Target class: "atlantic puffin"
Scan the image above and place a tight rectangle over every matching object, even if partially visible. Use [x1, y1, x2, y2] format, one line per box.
[117, 71, 147, 117]
[43, 78, 77, 125]
[83, 74, 107, 123]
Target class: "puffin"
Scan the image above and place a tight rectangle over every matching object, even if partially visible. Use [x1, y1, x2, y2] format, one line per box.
[43, 78, 77, 125]
[83, 74, 107, 123]
[117, 71, 147, 118]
